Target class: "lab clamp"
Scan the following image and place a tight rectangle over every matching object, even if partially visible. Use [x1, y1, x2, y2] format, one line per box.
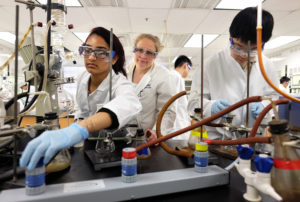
[84, 126, 150, 171]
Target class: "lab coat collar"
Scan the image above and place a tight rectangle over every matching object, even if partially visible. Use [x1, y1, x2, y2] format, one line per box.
[128, 63, 155, 95]
[87, 71, 116, 95]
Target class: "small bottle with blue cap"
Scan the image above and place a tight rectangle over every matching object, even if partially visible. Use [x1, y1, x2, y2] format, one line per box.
[25, 157, 46, 195]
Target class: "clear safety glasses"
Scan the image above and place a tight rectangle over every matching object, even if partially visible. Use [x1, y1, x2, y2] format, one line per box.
[230, 38, 263, 57]
[78, 45, 115, 60]
[187, 63, 192, 70]
[133, 47, 158, 58]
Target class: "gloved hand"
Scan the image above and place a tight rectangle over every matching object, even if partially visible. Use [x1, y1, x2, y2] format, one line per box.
[19, 123, 88, 171]
[251, 102, 264, 119]
[146, 129, 159, 147]
[211, 100, 231, 115]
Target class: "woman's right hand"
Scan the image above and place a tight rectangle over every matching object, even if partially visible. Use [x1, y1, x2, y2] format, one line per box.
[146, 129, 159, 146]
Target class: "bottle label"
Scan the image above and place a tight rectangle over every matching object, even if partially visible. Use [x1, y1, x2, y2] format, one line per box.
[273, 158, 300, 170]
[26, 173, 45, 187]
[194, 156, 208, 167]
[122, 165, 137, 176]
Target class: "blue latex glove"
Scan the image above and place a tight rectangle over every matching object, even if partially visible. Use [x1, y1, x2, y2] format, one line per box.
[251, 103, 264, 119]
[19, 123, 88, 171]
[211, 100, 231, 115]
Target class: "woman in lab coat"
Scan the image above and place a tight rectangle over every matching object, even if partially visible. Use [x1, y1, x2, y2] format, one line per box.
[127, 34, 176, 143]
[20, 27, 142, 170]
[188, 7, 279, 140]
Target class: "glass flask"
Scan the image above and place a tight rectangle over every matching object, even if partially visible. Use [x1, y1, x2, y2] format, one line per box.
[188, 108, 208, 150]
[269, 120, 300, 202]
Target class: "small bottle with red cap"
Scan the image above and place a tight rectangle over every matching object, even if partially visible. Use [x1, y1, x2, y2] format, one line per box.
[121, 147, 137, 183]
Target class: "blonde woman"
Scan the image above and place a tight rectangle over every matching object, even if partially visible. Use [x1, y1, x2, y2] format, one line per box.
[127, 34, 176, 144]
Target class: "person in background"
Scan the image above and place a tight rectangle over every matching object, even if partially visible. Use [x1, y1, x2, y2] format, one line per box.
[279, 76, 290, 94]
[20, 27, 142, 170]
[127, 33, 176, 144]
[170, 55, 192, 141]
[188, 7, 279, 140]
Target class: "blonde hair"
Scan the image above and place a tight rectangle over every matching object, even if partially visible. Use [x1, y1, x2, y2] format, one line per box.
[134, 33, 164, 52]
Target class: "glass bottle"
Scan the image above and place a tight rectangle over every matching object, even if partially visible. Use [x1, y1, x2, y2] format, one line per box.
[188, 108, 208, 150]
[135, 129, 151, 160]
[269, 120, 300, 202]
[44, 112, 71, 173]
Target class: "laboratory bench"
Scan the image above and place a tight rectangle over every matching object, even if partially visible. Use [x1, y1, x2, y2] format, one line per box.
[0, 140, 277, 202]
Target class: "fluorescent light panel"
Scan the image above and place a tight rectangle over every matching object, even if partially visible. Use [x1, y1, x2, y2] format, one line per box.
[0, 32, 15, 44]
[265, 36, 300, 49]
[184, 34, 218, 48]
[215, 0, 264, 10]
[37, 0, 82, 7]
[73, 32, 89, 42]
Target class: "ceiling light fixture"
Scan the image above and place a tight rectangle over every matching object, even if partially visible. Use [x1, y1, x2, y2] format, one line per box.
[184, 34, 218, 48]
[265, 36, 300, 49]
[36, 0, 82, 7]
[0, 32, 15, 44]
[215, 0, 264, 10]
[73, 32, 89, 42]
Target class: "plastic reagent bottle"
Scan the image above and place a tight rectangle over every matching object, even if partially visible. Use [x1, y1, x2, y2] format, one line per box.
[194, 142, 208, 173]
[121, 147, 137, 183]
[25, 158, 46, 195]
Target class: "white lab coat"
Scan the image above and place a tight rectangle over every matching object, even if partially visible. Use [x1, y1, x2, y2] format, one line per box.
[127, 63, 176, 135]
[170, 69, 191, 140]
[75, 70, 142, 129]
[279, 84, 289, 94]
[188, 48, 279, 139]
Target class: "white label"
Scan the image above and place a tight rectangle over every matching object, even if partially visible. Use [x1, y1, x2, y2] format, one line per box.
[63, 180, 105, 193]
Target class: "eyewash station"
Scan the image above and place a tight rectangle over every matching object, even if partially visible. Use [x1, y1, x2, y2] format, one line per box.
[0, 1, 299, 202]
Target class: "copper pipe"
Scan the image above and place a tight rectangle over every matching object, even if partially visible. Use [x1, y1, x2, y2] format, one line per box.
[206, 136, 271, 145]
[155, 91, 193, 157]
[205, 122, 225, 127]
[257, 28, 300, 103]
[249, 98, 289, 138]
[136, 96, 262, 153]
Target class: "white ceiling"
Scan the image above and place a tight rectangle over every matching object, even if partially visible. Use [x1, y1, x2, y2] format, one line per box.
[1, 0, 300, 71]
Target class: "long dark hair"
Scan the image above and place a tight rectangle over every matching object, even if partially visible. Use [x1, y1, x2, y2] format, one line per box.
[85, 27, 126, 76]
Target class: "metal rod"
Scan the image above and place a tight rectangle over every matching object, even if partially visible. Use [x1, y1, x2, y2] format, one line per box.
[200, 34, 204, 140]
[109, 28, 113, 101]
[246, 40, 251, 137]
[13, 5, 20, 182]
[47, 0, 51, 66]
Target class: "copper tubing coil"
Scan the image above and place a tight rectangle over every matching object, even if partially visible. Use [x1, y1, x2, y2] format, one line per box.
[136, 95, 262, 155]
[206, 136, 271, 145]
[156, 91, 191, 157]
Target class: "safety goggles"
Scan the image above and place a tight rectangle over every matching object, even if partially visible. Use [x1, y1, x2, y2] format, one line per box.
[78, 45, 115, 60]
[230, 38, 263, 57]
[133, 47, 158, 58]
[187, 63, 192, 70]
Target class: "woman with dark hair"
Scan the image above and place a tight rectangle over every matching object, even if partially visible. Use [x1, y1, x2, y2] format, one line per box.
[19, 27, 142, 171]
